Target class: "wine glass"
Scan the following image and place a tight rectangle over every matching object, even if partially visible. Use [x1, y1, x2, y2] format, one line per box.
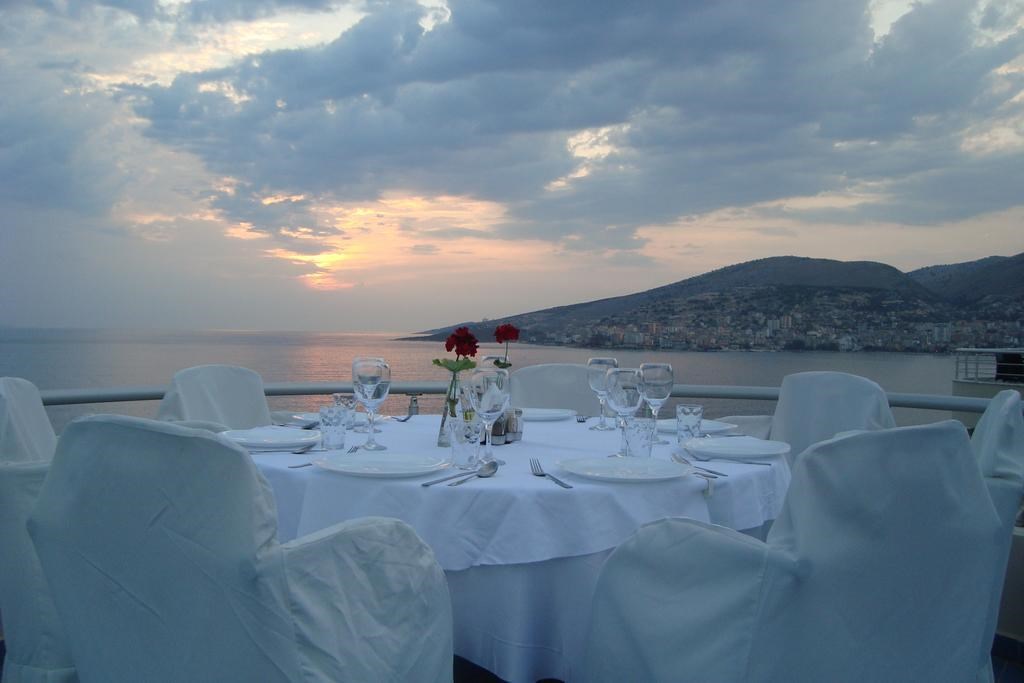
[587, 357, 618, 431]
[352, 356, 391, 451]
[605, 368, 643, 456]
[639, 362, 674, 445]
[463, 367, 510, 464]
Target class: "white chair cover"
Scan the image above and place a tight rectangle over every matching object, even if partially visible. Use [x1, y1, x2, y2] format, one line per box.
[0, 378, 57, 464]
[0, 464, 77, 683]
[584, 421, 1001, 682]
[721, 371, 896, 464]
[509, 363, 601, 415]
[156, 364, 273, 430]
[0, 378, 75, 683]
[971, 390, 1024, 682]
[28, 415, 453, 683]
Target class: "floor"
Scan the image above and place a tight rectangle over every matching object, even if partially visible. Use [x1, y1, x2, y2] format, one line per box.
[1, 641, 1020, 681]
[452, 648, 1024, 683]
[995, 636, 1024, 683]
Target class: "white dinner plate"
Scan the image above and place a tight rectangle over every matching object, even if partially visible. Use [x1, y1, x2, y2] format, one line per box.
[275, 410, 385, 425]
[682, 436, 790, 460]
[558, 457, 695, 483]
[656, 418, 737, 435]
[520, 408, 577, 422]
[222, 426, 321, 451]
[314, 451, 450, 478]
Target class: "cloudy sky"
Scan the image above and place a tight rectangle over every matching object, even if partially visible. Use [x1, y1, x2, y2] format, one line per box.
[1, 0, 1022, 332]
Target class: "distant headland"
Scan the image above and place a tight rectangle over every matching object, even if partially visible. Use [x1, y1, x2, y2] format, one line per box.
[399, 253, 1024, 353]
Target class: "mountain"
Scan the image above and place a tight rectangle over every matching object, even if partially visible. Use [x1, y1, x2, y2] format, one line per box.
[909, 253, 1024, 305]
[412, 256, 953, 341]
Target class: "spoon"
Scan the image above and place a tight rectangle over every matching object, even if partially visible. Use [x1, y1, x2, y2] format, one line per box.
[421, 460, 499, 487]
[447, 460, 500, 487]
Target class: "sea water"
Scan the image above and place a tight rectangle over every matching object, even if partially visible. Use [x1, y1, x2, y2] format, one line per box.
[0, 328, 955, 432]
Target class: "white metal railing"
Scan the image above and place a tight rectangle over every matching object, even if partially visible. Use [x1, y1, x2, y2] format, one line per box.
[955, 348, 1024, 383]
[38, 382, 998, 415]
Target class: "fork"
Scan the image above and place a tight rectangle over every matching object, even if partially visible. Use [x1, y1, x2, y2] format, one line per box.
[690, 453, 771, 467]
[575, 416, 588, 423]
[393, 413, 414, 423]
[529, 458, 573, 489]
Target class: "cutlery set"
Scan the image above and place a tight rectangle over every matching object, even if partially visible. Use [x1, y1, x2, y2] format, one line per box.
[282, 415, 766, 482]
[288, 444, 359, 468]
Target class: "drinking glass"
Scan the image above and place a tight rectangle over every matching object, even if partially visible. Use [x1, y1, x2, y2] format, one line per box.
[587, 357, 619, 431]
[623, 417, 657, 458]
[332, 393, 360, 430]
[605, 368, 643, 456]
[463, 367, 510, 464]
[676, 403, 704, 445]
[352, 357, 391, 451]
[319, 403, 347, 450]
[448, 397, 484, 470]
[639, 362, 674, 444]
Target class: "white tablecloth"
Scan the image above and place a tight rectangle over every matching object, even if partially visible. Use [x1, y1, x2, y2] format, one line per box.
[252, 414, 790, 682]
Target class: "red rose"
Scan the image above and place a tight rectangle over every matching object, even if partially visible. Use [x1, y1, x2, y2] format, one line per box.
[494, 323, 520, 344]
[445, 327, 479, 358]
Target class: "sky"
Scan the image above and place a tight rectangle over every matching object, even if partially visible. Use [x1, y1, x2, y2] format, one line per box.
[0, 0, 1022, 333]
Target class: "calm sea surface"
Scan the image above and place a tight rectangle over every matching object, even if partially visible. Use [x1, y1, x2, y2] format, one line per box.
[0, 328, 956, 432]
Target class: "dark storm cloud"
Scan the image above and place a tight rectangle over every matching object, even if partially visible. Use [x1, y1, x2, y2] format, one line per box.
[0, 65, 122, 215]
[4, 0, 342, 22]
[121, 0, 1023, 251]
[181, 0, 339, 23]
[8, 0, 1023, 258]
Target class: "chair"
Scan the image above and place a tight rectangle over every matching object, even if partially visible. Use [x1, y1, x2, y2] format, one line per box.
[970, 389, 1024, 682]
[719, 371, 896, 465]
[156, 364, 273, 430]
[509, 363, 601, 415]
[0, 377, 77, 682]
[28, 415, 453, 683]
[584, 421, 1004, 682]
[0, 377, 57, 465]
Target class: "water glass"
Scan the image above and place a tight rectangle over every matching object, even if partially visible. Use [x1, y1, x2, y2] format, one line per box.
[352, 357, 391, 451]
[606, 368, 643, 456]
[623, 417, 657, 458]
[332, 393, 359, 429]
[319, 404, 347, 450]
[463, 367, 510, 464]
[676, 403, 704, 444]
[640, 362, 673, 444]
[448, 413, 484, 469]
[587, 357, 618, 431]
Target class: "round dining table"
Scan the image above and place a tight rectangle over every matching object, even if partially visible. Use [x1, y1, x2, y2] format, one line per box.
[251, 413, 790, 683]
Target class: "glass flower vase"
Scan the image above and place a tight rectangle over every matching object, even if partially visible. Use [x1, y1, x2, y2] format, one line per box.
[436, 371, 461, 447]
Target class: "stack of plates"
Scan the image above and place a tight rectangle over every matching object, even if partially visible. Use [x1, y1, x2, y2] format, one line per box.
[656, 418, 737, 435]
[221, 426, 321, 451]
[520, 408, 577, 422]
[681, 436, 790, 460]
[314, 451, 450, 478]
[557, 457, 694, 482]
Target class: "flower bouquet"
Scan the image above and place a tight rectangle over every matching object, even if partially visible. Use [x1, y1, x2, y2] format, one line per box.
[492, 323, 519, 369]
[433, 327, 478, 446]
